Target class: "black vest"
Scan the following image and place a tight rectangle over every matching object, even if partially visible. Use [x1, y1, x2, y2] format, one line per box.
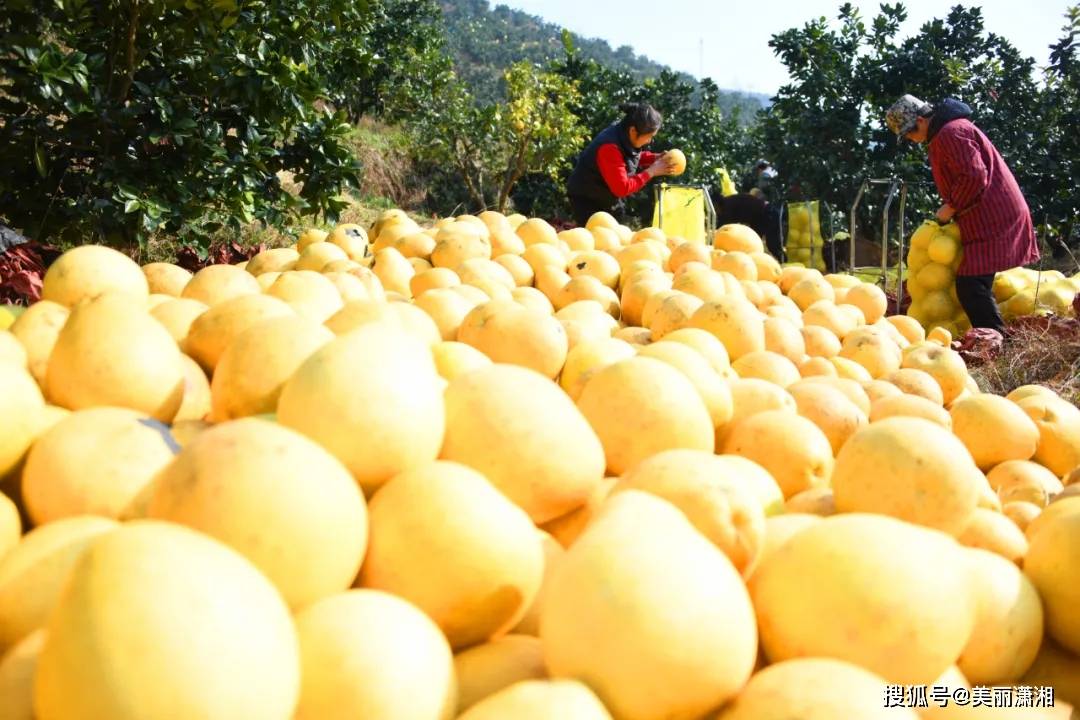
[566, 123, 642, 207]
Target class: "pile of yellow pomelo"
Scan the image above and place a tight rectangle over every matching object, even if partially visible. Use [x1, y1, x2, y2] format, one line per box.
[905, 220, 972, 338]
[785, 202, 828, 272]
[995, 267, 1080, 321]
[2, 207, 1080, 720]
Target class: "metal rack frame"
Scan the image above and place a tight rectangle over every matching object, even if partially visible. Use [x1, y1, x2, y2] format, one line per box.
[849, 178, 908, 314]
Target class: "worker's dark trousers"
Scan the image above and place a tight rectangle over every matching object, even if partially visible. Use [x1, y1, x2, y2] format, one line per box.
[955, 274, 1005, 334]
[568, 194, 610, 227]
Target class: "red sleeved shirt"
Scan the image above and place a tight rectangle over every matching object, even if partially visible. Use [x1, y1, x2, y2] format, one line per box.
[596, 145, 658, 198]
[927, 119, 1039, 276]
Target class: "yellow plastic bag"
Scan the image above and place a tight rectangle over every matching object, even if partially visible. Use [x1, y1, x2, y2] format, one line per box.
[651, 184, 708, 243]
[717, 168, 737, 198]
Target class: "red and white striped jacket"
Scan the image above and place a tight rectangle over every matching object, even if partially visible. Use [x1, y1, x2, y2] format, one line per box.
[927, 118, 1039, 276]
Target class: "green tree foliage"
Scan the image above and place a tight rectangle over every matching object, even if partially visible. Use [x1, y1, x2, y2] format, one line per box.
[0, 0, 375, 247]
[412, 61, 586, 213]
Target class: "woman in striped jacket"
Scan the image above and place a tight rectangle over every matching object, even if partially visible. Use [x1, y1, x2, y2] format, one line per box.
[886, 94, 1039, 334]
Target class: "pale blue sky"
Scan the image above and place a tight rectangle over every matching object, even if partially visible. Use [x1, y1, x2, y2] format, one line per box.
[497, 1, 1073, 95]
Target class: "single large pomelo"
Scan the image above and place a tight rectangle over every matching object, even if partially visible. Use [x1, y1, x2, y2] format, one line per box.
[148, 297, 207, 345]
[0, 627, 44, 720]
[901, 343, 969, 405]
[950, 394, 1040, 470]
[325, 298, 441, 347]
[22, 407, 177, 525]
[42, 245, 148, 308]
[45, 293, 184, 421]
[210, 315, 334, 421]
[263, 270, 344, 322]
[957, 548, 1043, 684]
[749, 513, 977, 684]
[33, 521, 299, 720]
[457, 302, 568, 379]
[148, 419, 367, 609]
[832, 417, 981, 535]
[9, 301, 68, 386]
[612, 449, 766, 574]
[458, 680, 611, 720]
[277, 323, 445, 495]
[540, 491, 757, 720]
[245, 247, 300, 276]
[293, 589, 455, 720]
[717, 658, 918, 720]
[141, 262, 192, 297]
[180, 263, 261, 306]
[184, 293, 294, 371]
[788, 382, 867, 455]
[577, 357, 714, 475]
[1015, 395, 1080, 477]
[1023, 497, 1080, 654]
[956, 507, 1028, 564]
[721, 411, 833, 499]
[689, 296, 765, 361]
[359, 461, 543, 650]
[440, 364, 605, 524]
[0, 368, 44, 481]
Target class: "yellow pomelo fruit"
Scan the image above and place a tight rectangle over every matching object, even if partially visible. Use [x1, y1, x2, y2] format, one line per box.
[264, 270, 343, 322]
[870, 393, 953, 427]
[784, 487, 835, 516]
[636, 341, 734, 432]
[723, 378, 796, 444]
[171, 353, 211, 424]
[411, 267, 460, 297]
[789, 275, 835, 311]
[668, 241, 711, 273]
[493, 254, 534, 286]
[957, 507, 1028, 564]
[33, 521, 299, 720]
[415, 288, 478, 341]
[611, 325, 651, 346]
[0, 368, 44, 481]
[612, 449, 766, 575]
[801, 324, 841, 358]
[661, 327, 732, 374]
[917, 262, 955, 291]
[148, 419, 366, 609]
[751, 252, 783, 283]
[278, 323, 444, 496]
[441, 364, 605, 523]
[149, 297, 207, 345]
[359, 461, 543, 650]
[755, 514, 823, 570]
[180, 263, 260, 306]
[388, 231, 436, 260]
[1003, 501, 1043, 531]
[0, 627, 44, 720]
[0, 516, 118, 654]
[509, 285, 552, 314]
[431, 340, 491, 382]
[540, 476, 618, 549]
[797, 376, 871, 414]
[141, 262, 192, 297]
[717, 657, 919, 720]
[560, 337, 637, 401]
[713, 224, 764, 254]
[21, 407, 176, 525]
[1015, 395, 1080, 477]
[688, 296, 765, 361]
[750, 513, 976, 683]
[325, 298, 441, 347]
[789, 382, 868, 455]
[371, 247, 416, 297]
[554, 276, 620, 316]
[901, 343, 969, 405]
[762, 317, 805, 363]
[888, 314, 926, 344]
[298, 227, 330, 251]
[722, 410, 833, 499]
[567, 250, 620, 289]
[585, 211, 618, 231]
[459, 679, 611, 720]
[9, 301, 68, 386]
[665, 148, 687, 175]
[42, 245, 148, 308]
[799, 356, 838, 378]
[293, 589, 455, 720]
[577, 357, 714, 476]
[45, 293, 184, 421]
[326, 227, 369, 261]
[457, 303, 568, 379]
[712, 251, 758, 282]
[949, 395, 1040, 470]
[843, 283, 888, 324]
[431, 226, 492, 269]
[833, 417, 981, 535]
[839, 329, 902, 379]
[478, 210, 511, 235]
[541, 491, 757, 719]
[246, 247, 300, 276]
[1007, 384, 1059, 404]
[829, 355, 874, 383]
[184, 292, 294, 371]
[888, 367, 945, 404]
[987, 460, 1063, 507]
[0, 493, 18, 561]
[803, 300, 860, 340]
[1023, 497, 1080, 654]
[928, 234, 961, 265]
[910, 220, 938, 250]
[454, 635, 548, 713]
[731, 350, 801, 388]
[516, 218, 559, 247]
[957, 548, 1043, 684]
[863, 378, 903, 403]
[1019, 638, 1080, 709]
[511, 532, 563, 636]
